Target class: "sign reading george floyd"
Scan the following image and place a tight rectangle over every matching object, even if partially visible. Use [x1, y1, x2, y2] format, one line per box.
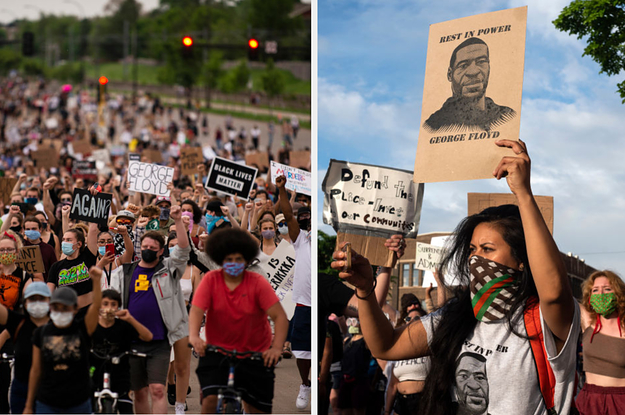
[322, 159, 424, 239]
[69, 188, 113, 226]
[205, 157, 258, 200]
[127, 161, 174, 196]
[414, 7, 527, 183]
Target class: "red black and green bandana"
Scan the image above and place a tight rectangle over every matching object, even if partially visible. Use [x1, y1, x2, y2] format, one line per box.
[469, 255, 519, 322]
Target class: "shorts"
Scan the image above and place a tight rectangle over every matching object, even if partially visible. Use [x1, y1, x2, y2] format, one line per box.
[337, 377, 370, 409]
[290, 306, 311, 359]
[394, 392, 422, 415]
[576, 383, 625, 415]
[196, 351, 275, 413]
[129, 340, 171, 390]
[331, 371, 343, 390]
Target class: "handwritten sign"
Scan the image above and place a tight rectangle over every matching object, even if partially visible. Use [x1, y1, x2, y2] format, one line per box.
[256, 240, 296, 319]
[16, 245, 45, 273]
[415, 242, 446, 272]
[180, 147, 204, 176]
[205, 157, 258, 200]
[72, 161, 98, 180]
[69, 188, 113, 226]
[322, 159, 424, 238]
[414, 7, 527, 183]
[0, 178, 18, 205]
[127, 161, 174, 196]
[270, 161, 312, 196]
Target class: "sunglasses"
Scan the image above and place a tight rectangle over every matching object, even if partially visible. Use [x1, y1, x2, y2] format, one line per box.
[116, 219, 133, 225]
[277, 222, 287, 228]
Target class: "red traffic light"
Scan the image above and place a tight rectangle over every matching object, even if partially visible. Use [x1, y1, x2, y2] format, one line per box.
[248, 38, 259, 49]
[182, 36, 193, 47]
[98, 76, 108, 85]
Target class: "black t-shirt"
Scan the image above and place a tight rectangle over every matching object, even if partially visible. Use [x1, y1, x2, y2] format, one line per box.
[32, 318, 92, 407]
[90, 320, 139, 393]
[0, 266, 32, 311]
[1, 310, 39, 382]
[326, 319, 343, 365]
[47, 248, 97, 296]
[318, 273, 353, 361]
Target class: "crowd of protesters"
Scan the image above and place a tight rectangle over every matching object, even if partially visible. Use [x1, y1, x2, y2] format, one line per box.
[0, 75, 311, 414]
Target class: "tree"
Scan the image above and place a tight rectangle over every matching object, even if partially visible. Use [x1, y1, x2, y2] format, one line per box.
[318, 230, 338, 277]
[553, 1, 625, 101]
[261, 59, 285, 113]
[202, 52, 224, 109]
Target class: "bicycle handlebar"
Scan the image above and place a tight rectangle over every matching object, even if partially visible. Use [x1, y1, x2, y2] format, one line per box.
[188, 343, 263, 360]
[90, 349, 149, 362]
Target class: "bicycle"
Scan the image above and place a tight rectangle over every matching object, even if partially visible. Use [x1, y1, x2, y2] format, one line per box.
[90, 349, 148, 414]
[190, 344, 264, 414]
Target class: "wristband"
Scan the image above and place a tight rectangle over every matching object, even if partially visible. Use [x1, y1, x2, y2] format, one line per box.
[354, 277, 377, 300]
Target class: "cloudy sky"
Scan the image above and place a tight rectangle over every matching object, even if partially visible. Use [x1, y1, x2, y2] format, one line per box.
[318, 0, 625, 275]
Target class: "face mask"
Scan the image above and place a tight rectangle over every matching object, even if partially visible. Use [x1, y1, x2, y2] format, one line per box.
[26, 301, 49, 318]
[261, 230, 275, 240]
[159, 207, 170, 221]
[99, 308, 116, 320]
[348, 326, 360, 334]
[0, 253, 17, 265]
[40, 222, 47, 230]
[50, 310, 74, 328]
[590, 293, 617, 317]
[206, 214, 220, 234]
[146, 219, 160, 231]
[9, 226, 21, 234]
[25, 197, 38, 205]
[62, 241, 76, 256]
[25, 230, 41, 240]
[169, 246, 177, 257]
[469, 255, 520, 322]
[277, 224, 288, 235]
[298, 218, 310, 231]
[223, 262, 245, 277]
[142, 249, 159, 263]
[98, 246, 106, 256]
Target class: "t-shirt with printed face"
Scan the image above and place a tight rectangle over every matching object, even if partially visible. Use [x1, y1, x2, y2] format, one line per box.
[420, 299, 580, 415]
[127, 265, 167, 341]
[32, 317, 92, 408]
[47, 248, 97, 296]
[0, 266, 31, 311]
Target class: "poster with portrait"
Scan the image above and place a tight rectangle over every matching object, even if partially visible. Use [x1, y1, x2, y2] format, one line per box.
[414, 7, 527, 183]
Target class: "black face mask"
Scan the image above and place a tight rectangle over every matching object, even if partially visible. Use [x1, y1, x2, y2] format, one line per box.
[9, 226, 21, 234]
[141, 249, 159, 263]
[298, 218, 310, 231]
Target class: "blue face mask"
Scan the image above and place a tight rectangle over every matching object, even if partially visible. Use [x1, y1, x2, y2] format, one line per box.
[206, 214, 220, 234]
[223, 262, 246, 277]
[25, 197, 38, 205]
[169, 246, 176, 257]
[25, 230, 41, 241]
[62, 241, 76, 256]
[98, 246, 106, 256]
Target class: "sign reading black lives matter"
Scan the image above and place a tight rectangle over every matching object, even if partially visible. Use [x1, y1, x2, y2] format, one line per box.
[414, 7, 527, 183]
[69, 188, 113, 226]
[127, 160, 174, 196]
[322, 159, 424, 238]
[205, 157, 258, 200]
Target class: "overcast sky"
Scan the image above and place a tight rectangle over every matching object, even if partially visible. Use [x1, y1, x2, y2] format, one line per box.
[318, 0, 625, 276]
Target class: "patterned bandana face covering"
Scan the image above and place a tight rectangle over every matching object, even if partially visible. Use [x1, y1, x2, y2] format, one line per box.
[0, 253, 17, 265]
[590, 293, 617, 317]
[469, 255, 520, 322]
[223, 262, 245, 277]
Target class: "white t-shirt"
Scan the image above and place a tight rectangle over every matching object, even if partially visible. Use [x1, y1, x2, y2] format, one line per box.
[291, 229, 311, 306]
[421, 299, 580, 415]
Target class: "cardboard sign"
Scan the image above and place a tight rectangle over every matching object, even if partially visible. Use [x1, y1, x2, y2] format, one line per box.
[467, 192, 554, 234]
[415, 242, 446, 272]
[0, 178, 18, 205]
[16, 245, 45, 273]
[31, 150, 57, 169]
[414, 7, 527, 183]
[143, 149, 163, 164]
[270, 161, 312, 196]
[69, 188, 113, 226]
[205, 157, 258, 200]
[289, 150, 310, 170]
[336, 232, 396, 268]
[322, 159, 424, 238]
[72, 139, 93, 155]
[41, 138, 63, 153]
[245, 152, 270, 172]
[256, 240, 297, 319]
[127, 161, 174, 196]
[71, 161, 98, 180]
[180, 147, 204, 176]
[91, 149, 111, 164]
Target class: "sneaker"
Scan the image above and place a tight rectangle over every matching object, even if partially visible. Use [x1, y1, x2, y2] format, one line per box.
[295, 384, 310, 409]
[168, 384, 176, 406]
[282, 344, 293, 359]
[175, 402, 185, 415]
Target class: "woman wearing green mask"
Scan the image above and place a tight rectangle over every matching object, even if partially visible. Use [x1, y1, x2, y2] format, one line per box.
[576, 270, 625, 414]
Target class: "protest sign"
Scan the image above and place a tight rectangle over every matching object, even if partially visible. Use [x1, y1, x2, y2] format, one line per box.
[289, 150, 310, 170]
[322, 159, 424, 238]
[270, 161, 312, 196]
[72, 139, 93, 155]
[256, 240, 297, 319]
[144, 148, 163, 164]
[69, 188, 113, 226]
[31, 150, 57, 169]
[467, 192, 554, 234]
[336, 231, 397, 267]
[205, 157, 258, 200]
[41, 138, 63, 153]
[414, 7, 527, 183]
[0, 178, 18, 205]
[245, 152, 270, 172]
[127, 161, 174, 196]
[16, 245, 45, 274]
[91, 149, 111, 164]
[45, 118, 58, 129]
[180, 147, 204, 176]
[415, 242, 446, 272]
[421, 235, 461, 287]
[71, 161, 98, 180]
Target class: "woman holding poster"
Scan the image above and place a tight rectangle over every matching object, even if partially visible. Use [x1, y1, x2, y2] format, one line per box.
[332, 140, 579, 415]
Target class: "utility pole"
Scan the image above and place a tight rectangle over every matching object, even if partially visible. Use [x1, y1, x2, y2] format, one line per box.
[132, 26, 138, 102]
[123, 20, 129, 81]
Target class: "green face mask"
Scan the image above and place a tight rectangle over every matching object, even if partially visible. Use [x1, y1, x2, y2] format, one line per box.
[146, 219, 160, 231]
[590, 293, 618, 317]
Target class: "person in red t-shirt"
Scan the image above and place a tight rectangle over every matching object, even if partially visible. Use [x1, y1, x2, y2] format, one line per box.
[189, 228, 288, 414]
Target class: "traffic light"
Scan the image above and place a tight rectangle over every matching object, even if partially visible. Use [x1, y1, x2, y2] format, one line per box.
[22, 32, 34, 57]
[248, 38, 259, 61]
[182, 36, 194, 59]
[97, 76, 108, 103]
